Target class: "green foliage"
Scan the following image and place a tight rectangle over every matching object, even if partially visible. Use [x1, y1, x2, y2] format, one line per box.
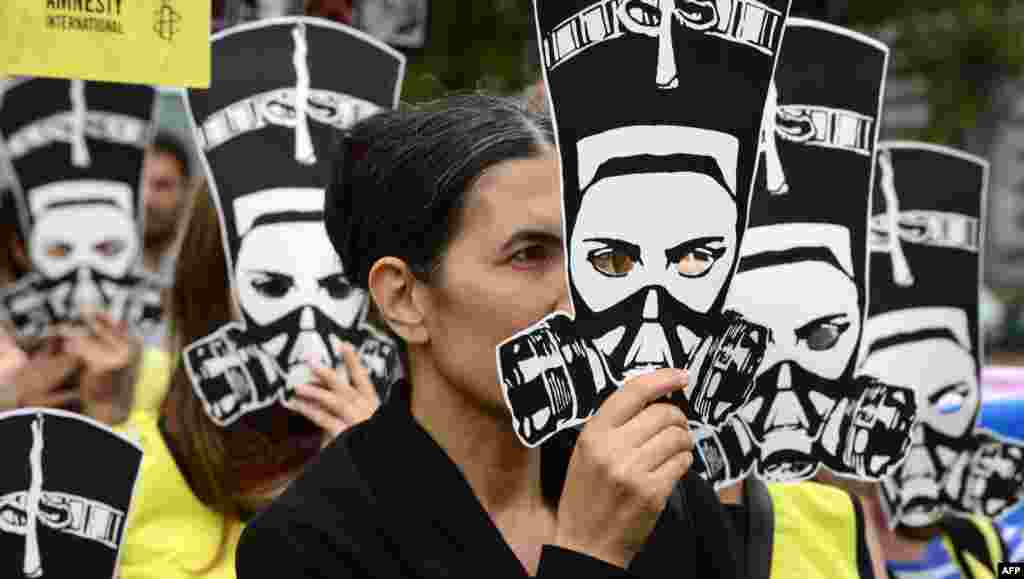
[399, 0, 533, 103]
[849, 1, 1024, 146]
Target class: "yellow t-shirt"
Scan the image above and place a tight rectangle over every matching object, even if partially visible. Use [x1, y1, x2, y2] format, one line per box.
[115, 349, 243, 579]
[768, 481, 864, 579]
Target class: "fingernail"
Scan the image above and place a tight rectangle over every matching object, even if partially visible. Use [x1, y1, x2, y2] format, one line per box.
[676, 369, 689, 383]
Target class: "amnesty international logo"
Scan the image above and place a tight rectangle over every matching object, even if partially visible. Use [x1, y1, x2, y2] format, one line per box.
[154, 0, 181, 41]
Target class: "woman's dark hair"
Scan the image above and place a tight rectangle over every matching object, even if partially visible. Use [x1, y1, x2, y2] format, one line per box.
[324, 92, 554, 290]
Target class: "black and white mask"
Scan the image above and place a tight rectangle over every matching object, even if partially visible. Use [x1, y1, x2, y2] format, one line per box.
[183, 17, 406, 427]
[570, 126, 740, 380]
[0, 78, 161, 339]
[862, 142, 1024, 527]
[0, 409, 143, 579]
[712, 19, 909, 484]
[863, 307, 979, 527]
[232, 187, 365, 386]
[497, 0, 790, 448]
[728, 224, 862, 479]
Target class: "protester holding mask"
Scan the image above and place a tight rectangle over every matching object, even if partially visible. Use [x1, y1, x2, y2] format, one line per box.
[849, 143, 1023, 579]
[113, 17, 407, 578]
[112, 185, 386, 579]
[0, 78, 163, 426]
[237, 93, 738, 578]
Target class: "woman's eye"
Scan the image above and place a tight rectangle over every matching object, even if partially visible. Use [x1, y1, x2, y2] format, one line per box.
[45, 242, 72, 259]
[319, 274, 354, 300]
[511, 245, 553, 266]
[94, 239, 126, 258]
[803, 322, 848, 351]
[676, 250, 716, 277]
[251, 274, 294, 299]
[588, 248, 635, 277]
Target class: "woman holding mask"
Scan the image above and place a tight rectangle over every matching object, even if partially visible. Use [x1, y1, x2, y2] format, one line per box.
[238, 94, 737, 578]
[113, 185, 387, 579]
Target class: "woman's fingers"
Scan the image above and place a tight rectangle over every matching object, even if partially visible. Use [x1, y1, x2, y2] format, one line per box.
[618, 401, 689, 449]
[592, 368, 688, 431]
[284, 396, 346, 438]
[339, 343, 378, 401]
[293, 382, 348, 417]
[36, 388, 82, 409]
[310, 364, 361, 405]
[633, 424, 694, 473]
[0, 333, 28, 384]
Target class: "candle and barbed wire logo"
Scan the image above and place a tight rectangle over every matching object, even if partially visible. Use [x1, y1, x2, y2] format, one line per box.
[154, 0, 180, 42]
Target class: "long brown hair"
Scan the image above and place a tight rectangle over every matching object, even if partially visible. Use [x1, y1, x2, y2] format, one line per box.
[163, 183, 335, 570]
[162, 183, 238, 571]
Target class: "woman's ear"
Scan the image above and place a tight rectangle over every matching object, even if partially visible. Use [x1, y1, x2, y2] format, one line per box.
[367, 257, 429, 345]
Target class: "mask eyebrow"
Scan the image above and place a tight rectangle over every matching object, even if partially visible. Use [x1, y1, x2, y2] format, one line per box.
[664, 236, 725, 264]
[245, 269, 294, 280]
[928, 381, 971, 405]
[582, 237, 642, 263]
[794, 313, 849, 337]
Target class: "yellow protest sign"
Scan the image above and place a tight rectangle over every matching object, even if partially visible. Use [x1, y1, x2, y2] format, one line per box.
[0, 0, 210, 88]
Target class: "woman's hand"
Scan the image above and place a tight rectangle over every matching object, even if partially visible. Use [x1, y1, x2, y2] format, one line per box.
[10, 336, 80, 411]
[0, 329, 29, 409]
[285, 342, 381, 445]
[61, 310, 141, 426]
[554, 368, 693, 569]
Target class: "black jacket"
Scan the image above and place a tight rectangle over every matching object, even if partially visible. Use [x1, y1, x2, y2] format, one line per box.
[237, 379, 739, 578]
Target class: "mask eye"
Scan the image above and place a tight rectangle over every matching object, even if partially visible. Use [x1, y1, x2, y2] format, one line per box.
[587, 248, 636, 277]
[676, 249, 718, 278]
[935, 391, 966, 415]
[932, 382, 971, 415]
[249, 272, 294, 299]
[796, 319, 851, 351]
[45, 242, 73, 259]
[319, 274, 355, 300]
[623, 0, 661, 27]
[94, 239, 127, 258]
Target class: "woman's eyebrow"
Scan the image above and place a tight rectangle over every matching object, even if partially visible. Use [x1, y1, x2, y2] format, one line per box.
[500, 228, 562, 253]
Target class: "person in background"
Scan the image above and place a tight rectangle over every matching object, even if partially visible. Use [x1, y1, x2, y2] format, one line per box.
[140, 132, 196, 350]
[113, 184, 385, 579]
[142, 132, 194, 280]
[816, 472, 1023, 579]
[524, 77, 547, 115]
[0, 201, 142, 427]
[304, 0, 355, 24]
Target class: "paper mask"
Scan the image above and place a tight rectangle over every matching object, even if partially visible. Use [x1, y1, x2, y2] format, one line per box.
[182, 17, 406, 427]
[497, 0, 790, 448]
[0, 78, 163, 341]
[0, 409, 143, 579]
[693, 19, 916, 489]
[860, 141, 1024, 527]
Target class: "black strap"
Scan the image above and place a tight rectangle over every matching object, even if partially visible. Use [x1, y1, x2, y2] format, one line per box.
[848, 491, 876, 579]
[744, 479, 775, 579]
[939, 514, 999, 578]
